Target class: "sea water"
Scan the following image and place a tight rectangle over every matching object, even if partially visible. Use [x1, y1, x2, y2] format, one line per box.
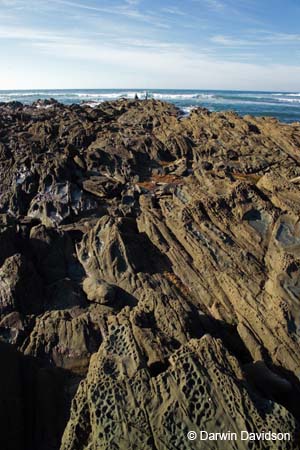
[0, 89, 300, 123]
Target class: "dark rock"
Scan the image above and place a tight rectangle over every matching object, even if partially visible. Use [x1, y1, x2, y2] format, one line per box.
[0, 99, 299, 449]
[0, 253, 43, 316]
[0, 341, 78, 450]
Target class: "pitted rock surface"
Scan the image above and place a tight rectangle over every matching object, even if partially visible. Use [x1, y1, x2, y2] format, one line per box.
[0, 99, 300, 449]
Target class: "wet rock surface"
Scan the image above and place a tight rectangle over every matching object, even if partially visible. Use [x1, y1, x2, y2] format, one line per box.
[0, 99, 300, 449]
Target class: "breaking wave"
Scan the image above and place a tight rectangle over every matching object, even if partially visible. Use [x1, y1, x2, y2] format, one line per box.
[1, 89, 300, 123]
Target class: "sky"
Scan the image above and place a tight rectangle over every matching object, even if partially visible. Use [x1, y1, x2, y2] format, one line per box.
[0, 0, 300, 90]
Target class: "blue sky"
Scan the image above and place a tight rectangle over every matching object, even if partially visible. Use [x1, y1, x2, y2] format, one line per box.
[1, 0, 300, 90]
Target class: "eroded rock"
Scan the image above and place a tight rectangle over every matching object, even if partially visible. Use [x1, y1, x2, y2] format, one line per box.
[0, 99, 300, 449]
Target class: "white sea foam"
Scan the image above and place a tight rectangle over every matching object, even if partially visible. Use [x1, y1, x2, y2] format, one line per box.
[0, 90, 300, 124]
[181, 106, 197, 115]
[76, 92, 146, 99]
[0, 92, 69, 97]
[82, 101, 103, 107]
[276, 98, 300, 103]
[76, 93, 122, 98]
[75, 92, 217, 101]
[271, 93, 300, 97]
[35, 104, 54, 109]
[153, 93, 211, 100]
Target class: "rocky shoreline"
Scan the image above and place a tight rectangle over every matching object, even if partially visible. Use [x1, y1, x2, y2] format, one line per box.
[0, 98, 300, 449]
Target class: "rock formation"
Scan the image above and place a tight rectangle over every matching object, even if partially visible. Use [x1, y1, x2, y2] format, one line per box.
[0, 98, 300, 449]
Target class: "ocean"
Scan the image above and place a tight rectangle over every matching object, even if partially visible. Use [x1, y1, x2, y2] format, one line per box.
[1, 89, 300, 123]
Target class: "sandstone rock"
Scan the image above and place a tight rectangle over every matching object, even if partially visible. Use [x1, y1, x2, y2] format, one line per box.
[61, 323, 298, 450]
[22, 307, 103, 374]
[82, 278, 118, 305]
[0, 253, 43, 316]
[0, 99, 299, 449]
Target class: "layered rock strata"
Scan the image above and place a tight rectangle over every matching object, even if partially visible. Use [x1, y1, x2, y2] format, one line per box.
[0, 99, 299, 449]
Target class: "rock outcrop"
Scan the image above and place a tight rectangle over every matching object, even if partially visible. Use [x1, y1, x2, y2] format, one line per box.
[0, 99, 300, 449]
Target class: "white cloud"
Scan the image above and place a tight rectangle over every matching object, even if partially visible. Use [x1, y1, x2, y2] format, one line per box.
[161, 6, 187, 16]
[210, 35, 251, 46]
[262, 32, 300, 43]
[125, 0, 140, 5]
[0, 2, 300, 91]
[210, 32, 300, 48]
[202, 0, 224, 11]
[51, 0, 170, 28]
[111, 37, 186, 51]
[2, 44, 300, 91]
[20, 35, 300, 91]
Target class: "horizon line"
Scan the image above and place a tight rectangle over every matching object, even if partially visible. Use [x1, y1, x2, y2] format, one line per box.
[0, 87, 299, 93]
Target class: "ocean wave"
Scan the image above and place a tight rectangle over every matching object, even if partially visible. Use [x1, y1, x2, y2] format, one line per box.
[35, 104, 55, 109]
[1, 91, 300, 124]
[82, 101, 104, 107]
[181, 106, 197, 115]
[153, 93, 216, 100]
[208, 94, 300, 106]
[76, 92, 217, 101]
[75, 92, 137, 99]
[0, 92, 71, 97]
[271, 93, 300, 97]
[275, 98, 300, 103]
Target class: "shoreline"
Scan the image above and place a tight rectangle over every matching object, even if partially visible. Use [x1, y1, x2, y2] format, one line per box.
[0, 88, 300, 124]
[0, 97, 299, 126]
